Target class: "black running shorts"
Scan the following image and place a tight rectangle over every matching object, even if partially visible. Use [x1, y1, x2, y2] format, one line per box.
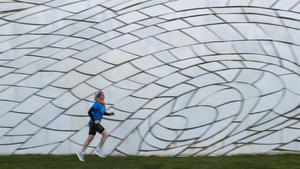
[89, 122, 105, 135]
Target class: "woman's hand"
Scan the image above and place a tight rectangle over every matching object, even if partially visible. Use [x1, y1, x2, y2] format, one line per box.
[95, 120, 100, 125]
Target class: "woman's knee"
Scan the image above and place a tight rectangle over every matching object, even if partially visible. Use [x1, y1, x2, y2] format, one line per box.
[101, 130, 109, 138]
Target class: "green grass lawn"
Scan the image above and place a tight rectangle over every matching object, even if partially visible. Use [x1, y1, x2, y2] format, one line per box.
[0, 154, 299, 169]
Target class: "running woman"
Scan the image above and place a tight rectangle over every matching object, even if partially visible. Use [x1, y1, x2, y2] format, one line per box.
[77, 90, 114, 161]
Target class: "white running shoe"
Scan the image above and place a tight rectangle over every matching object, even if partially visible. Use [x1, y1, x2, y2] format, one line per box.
[77, 151, 85, 162]
[95, 148, 106, 158]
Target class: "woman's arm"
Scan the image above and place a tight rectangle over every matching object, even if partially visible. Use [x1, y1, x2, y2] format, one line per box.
[88, 107, 96, 121]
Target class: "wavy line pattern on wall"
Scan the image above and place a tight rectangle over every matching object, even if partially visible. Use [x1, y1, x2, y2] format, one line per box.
[0, 0, 300, 156]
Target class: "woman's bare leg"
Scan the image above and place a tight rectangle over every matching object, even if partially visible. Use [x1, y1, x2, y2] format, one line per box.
[81, 134, 95, 153]
[96, 130, 109, 149]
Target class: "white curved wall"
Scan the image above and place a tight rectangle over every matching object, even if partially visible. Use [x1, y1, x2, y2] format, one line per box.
[0, 0, 300, 156]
